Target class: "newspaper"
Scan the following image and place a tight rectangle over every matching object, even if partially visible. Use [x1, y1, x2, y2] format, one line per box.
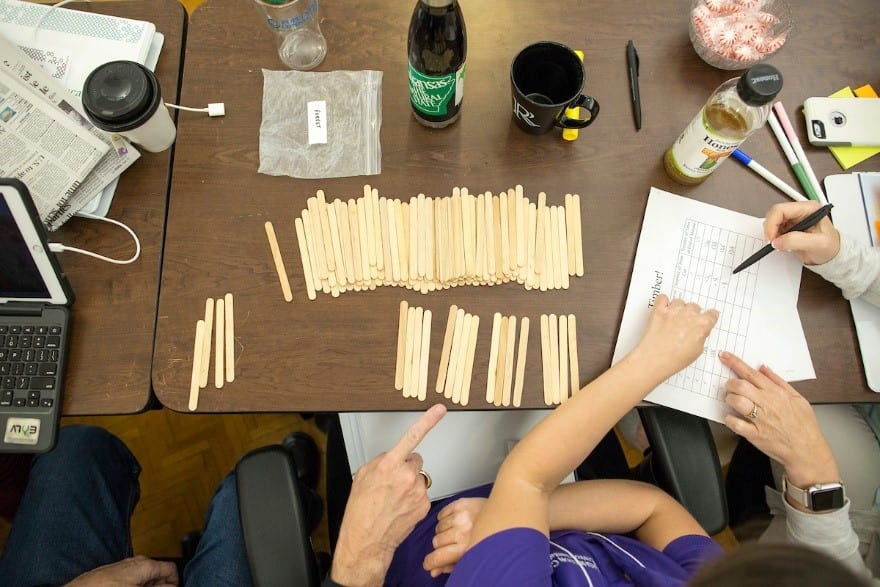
[0, 34, 140, 230]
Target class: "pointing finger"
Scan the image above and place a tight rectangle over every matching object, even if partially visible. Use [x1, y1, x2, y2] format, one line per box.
[388, 404, 447, 461]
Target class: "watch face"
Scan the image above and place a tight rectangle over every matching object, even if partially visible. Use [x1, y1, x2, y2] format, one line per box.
[810, 487, 845, 511]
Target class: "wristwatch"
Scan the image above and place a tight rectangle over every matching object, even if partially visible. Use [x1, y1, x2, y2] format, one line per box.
[782, 475, 846, 511]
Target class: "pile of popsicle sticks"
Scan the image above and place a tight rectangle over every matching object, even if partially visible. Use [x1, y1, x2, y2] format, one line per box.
[395, 301, 581, 407]
[291, 185, 584, 299]
[189, 293, 235, 411]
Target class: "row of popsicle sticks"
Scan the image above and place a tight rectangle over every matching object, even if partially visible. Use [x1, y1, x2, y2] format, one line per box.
[286, 185, 584, 300]
[188, 293, 235, 411]
[395, 301, 580, 407]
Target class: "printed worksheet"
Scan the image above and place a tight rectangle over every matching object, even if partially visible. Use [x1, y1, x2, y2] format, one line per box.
[613, 188, 815, 423]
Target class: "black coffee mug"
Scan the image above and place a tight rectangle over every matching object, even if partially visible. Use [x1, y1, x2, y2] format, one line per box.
[510, 42, 600, 135]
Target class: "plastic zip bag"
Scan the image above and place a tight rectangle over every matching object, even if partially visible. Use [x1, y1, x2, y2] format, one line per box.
[259, 69, 382, 179]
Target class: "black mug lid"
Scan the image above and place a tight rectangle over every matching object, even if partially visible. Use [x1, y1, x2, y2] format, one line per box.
[81, 61, 161, 132]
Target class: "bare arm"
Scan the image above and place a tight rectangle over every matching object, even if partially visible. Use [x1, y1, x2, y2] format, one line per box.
[467, 296, 718, 548]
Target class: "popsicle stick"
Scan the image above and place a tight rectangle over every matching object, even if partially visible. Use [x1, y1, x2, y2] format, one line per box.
[336, 199, 355, 285]
[486, 312, 502, 403]
[499, 190, 510, 278]
[526, 202, 537, 289]
[564, 194, 577, 276]
[294, 218, 317, 300]
[199, 297, 214, 388]
[306, 198, 329, 283]
[443, 195, 454, 284]
[535, 192, 546, 277]
[501, 315, 517, 407]
[484, 192, 496, 279]
[417, 194, 427, 279]
[444, 308, 467, 399]
[558, 313, 568, 403]
[188, 319, 205, 412]
[347, 200, 364, 287]
[475, 193, 486, 283]
[434, 196, 445, 286]
[356, 198, 371, 286]
[556, 205, 570, 290]
[512, 317, 529, 407]
[402, 307, 417, 398]
[539, 207, 552, 292]
[317, 190, 336, 272]
[224, 293, 235, 383]
[462, 189, 476, 278]
[363, 185, 377, 272]
[372, 188, 385, 274]
[425, 197, 435, 283]
[540, 314, 551, 405]
[568, 314, 580, 396]
[516, 185, 526, 269]
[418, 309, 432, 401]
[459, 314, 479, 407]
[493, 316, 508, 406]
[326, 201, 347, 287]
[403, 199, 416, 285]
[572, 194, 584, 277]
[302, 210, 324, 295]
[395, 300, 409, 391]
[549, 207, 562, 290]
[399, 200, 411, 285]
[408, 306, 423, 398]
[435, 305, 458, 393]
[507, 187, 518, 274]
[548, 313, 559, 404]
[214, 297, 224, 389]
[379, 197, 394, 285]
[492, 195, 504, 281]
[450, 313, 472, 405]
[451, 188, 464, 281]
[264, 221, 293, 302]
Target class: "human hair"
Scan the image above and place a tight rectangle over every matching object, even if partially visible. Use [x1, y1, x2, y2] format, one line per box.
[689, 542, 872, 587]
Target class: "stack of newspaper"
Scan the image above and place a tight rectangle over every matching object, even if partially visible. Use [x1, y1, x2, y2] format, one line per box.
[0, 0, 160, 230]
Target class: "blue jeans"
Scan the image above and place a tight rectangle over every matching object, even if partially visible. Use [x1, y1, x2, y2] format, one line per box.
[0, 425, 253, 587]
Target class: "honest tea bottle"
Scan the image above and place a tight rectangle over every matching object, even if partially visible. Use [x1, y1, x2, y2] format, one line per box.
[407, 0, 467, 128]
[664, 64, 783, 185]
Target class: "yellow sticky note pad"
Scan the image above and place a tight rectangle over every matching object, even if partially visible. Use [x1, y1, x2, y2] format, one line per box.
[828, 84, 880, 170]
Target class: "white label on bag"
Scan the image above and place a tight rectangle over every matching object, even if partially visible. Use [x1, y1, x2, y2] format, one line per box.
[307, 100, 328, 145]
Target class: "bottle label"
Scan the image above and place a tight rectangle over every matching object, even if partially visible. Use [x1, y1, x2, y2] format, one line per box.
[668, 109, 743, 179]
[408, 63, 465, 117]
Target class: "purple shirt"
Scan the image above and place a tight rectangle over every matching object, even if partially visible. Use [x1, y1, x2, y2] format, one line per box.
[384, 485, 723, 587]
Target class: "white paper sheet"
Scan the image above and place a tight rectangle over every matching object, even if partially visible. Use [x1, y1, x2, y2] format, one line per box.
[612, 187, 815, 422]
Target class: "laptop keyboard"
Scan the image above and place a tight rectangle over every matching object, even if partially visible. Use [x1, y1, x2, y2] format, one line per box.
[0, 323, 62, 409]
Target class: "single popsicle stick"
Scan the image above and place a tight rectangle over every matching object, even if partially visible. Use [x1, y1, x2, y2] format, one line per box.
[486, 312, 502, 403]
[326, 201, 347, 286]
[444, 307, 467, 399]
[462, 189, 475, 278]
[568, 314, 580, 396]
[558, 313, 568, 403]
[418, 309, 432, 401]
[425, 197, 435, 282]
[475, 192, 486, 283]
[459, 314, 479, 407]
[336, 199, 355, 285]
[394, 300, 409, 391]
[199, 297, 214, 388]
[556, 205, 570, 290]
[499, 190, 510, 278]
[301, 211, 323, 296]
[224, 293, 235, 383]
[450, 313, 472, 405]
[501, 315, 517, 407]
[264, 221, 293, 302]
[484, 192, 496, 279]
[549, 207, 562, 290]
[451, 188, 464, 281]
[516, 185, 526, 270]
[402, 307, 417, 398]
[347, 200, 364, 287]
[564, 194, 577, 277]
[417, 194, 427, 279]
[492, 194, 504, 281]
[407, 199, 419, 285]
[294, 218, 318, 300]
[493, 316, 509, 406]
[401, 200, 413, 285]
[363, 185, 377, 272]
[539, 208, 552, 292]
[549, 314, 561, 404]
[214, 297, 224, 389]
[317, 190, 336, 272]
[443, 195, 455, 284]
[507, 187, 518, 274]
[512, 317, 530, 407]
[573, 194, 584, 277]
[435, 304, 458, 393]
[540, 314, 551, 405]
[535, 192, 547, 277]
[526, 202, 537, 290]
[356, 198, 371, 286]
[408, 306, 424, 399]
[306, 198, 329, 282]
[379, 197, 394, 286]
[188, 319, 205, 412]
[372, 188, 385, 274]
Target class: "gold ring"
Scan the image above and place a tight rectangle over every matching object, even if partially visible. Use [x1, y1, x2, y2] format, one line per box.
[418, 470, 432, 489]
[749, 403, 759, 419]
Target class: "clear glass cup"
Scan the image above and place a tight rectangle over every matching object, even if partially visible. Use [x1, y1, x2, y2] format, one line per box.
[252, 0, 327, 71]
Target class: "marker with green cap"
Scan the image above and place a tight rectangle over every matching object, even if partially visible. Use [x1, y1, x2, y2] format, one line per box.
[767, 112, 821, 202]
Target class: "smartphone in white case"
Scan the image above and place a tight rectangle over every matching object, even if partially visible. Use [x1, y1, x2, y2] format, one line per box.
[803, 97, 880, 147]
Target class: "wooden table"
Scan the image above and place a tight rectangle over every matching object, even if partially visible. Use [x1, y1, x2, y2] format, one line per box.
[53, 0, 185, 415]
[154, 0, 879, 413]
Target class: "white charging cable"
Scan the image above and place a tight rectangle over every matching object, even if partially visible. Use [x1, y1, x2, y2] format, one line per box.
[166, 102, 226, 117]
[48, 212, 141, 265]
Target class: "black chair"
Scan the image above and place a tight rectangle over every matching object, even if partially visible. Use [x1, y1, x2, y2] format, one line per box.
[235, 407, 728, 587]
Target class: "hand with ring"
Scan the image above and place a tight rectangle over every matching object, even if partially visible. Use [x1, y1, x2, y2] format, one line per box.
[719, 351, 839, 489]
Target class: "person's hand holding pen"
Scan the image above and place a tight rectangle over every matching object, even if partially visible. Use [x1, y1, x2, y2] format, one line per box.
[764, 201, 841, 266]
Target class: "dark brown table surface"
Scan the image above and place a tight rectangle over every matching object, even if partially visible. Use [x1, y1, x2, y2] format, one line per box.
[53, 0, 185, 415]
[154, 0, 879, 413]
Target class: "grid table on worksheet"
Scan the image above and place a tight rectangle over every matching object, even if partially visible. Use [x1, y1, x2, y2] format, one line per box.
[667, 218, 762, 400]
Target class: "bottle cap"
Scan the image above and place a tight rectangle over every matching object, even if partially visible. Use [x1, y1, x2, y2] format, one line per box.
[736, 64, 783, 106]
[81, 61, 162, 133]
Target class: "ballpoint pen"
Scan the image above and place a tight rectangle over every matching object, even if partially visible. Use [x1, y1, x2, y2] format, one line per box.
[732, 203, 834, 274]
[731, 148, 807, 202]
[626, 40, 641, 131]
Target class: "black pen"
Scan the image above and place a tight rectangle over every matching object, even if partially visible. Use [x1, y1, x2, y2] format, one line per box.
[732, 204, 834, 275]
[626, 40, 641, 131]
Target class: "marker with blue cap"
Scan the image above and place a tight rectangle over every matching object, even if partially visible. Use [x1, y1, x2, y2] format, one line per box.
[731, 148, 808, 202]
